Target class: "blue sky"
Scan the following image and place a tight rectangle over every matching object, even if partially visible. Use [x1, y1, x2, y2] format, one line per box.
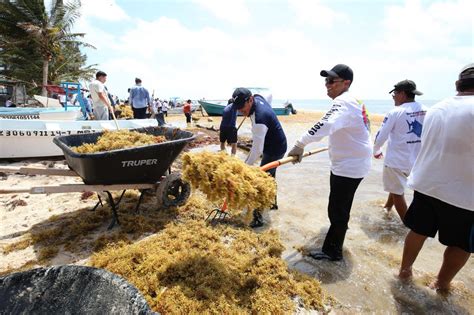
[75, 0, 473, 100]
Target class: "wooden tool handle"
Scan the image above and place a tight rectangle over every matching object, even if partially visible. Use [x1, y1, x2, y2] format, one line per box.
[110, 109, 120, 130]
[260, 147, 328, 172]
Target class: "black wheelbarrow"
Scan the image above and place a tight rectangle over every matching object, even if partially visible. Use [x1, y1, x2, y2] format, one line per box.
[0, 127, 196, 229]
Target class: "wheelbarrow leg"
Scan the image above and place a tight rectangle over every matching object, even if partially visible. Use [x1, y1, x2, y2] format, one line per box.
[135, 190, 146, 214]
[117, 190, 126, 205]
[105, 191, 120, 229]
[91, 193, 104, 212]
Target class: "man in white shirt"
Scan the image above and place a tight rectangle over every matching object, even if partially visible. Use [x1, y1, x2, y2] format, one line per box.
[89, 71, 113, 120]
[162, 100, 168, 117]
[373, 80, 427, 220]
[288, 64, 372, 261]
[399, 63, 474, 292]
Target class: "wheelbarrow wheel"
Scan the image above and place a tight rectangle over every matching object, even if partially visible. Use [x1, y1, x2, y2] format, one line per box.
[156, 172, 191, 208]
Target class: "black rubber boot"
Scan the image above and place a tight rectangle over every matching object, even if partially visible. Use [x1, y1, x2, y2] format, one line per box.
[249, 209, 264, 228]
[308, 250, 342, 261]
[270, 192, 278, 210]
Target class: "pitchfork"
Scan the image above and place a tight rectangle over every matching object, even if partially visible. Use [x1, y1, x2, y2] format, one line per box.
[206, 147, 329, 223]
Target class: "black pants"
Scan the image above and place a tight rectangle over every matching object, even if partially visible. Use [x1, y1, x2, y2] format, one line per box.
[185, 113, 191, 123]
[322, 172, 363, 258]
[260, 152, 284, 178]
[132, 107, 147, 119]
[260, 152, 284, 205]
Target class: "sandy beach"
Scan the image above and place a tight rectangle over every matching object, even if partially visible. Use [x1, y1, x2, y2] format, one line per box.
[1, 110, 472, 313]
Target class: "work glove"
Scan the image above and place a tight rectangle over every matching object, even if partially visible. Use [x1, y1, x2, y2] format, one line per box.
[287, 141, 305, 163]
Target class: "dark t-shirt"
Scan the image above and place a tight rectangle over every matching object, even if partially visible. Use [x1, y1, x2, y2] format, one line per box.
[220, 104, 237, 128]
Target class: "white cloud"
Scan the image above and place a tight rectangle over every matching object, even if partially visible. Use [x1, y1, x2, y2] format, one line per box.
[80, 0, 130, 21]
[376, 0, 473, 53]
[97, 17, 327, 99]
[77, 0, 471, 101]
[191, 0, 250, 25]
[288, 0, 348, 28]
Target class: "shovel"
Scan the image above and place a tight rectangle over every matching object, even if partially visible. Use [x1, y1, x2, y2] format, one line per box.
[111, 109, 120, 130]
[206, 146, 329, 222]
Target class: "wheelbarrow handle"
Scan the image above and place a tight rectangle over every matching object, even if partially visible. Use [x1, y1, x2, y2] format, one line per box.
[260, 147, 328, 172]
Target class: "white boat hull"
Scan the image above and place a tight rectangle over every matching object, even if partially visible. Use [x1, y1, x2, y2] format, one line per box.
[0, 119, 159, 159]
[0, 107, 83, 120]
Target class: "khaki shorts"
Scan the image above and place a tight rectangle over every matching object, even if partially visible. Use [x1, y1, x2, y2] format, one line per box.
[383, 166, 409, 195]
[94, 104, 109, 120]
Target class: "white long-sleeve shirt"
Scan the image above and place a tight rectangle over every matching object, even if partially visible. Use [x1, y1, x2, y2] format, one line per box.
[298, 92, 372, 178]
[408, 95, 474, 211]
[373, 101, 427, 172]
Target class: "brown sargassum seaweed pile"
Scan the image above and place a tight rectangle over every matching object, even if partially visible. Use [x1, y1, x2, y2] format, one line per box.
[72, 130, 166, 153]
[181, 151, 276, 214]
[116, 104, 134, 119]
[1, 192, 332, 313]
[91, 196, 332, 313]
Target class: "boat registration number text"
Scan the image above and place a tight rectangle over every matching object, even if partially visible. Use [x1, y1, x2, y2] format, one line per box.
[0, 129, 99, 137]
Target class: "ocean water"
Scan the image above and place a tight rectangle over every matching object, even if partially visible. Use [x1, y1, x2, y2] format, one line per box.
[279, 99, 440, 115]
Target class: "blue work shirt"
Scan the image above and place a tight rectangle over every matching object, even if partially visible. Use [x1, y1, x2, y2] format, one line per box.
[129, 84, 150, 109]
[245, 94, 287, 165]
[220, 104, 237, 128]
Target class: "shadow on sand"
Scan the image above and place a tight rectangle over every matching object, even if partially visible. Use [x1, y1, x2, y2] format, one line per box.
[1, 191, 178, 275]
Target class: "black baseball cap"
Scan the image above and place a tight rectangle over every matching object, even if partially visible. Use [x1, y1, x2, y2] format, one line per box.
[459, 63, 474, 80]
[320, 64, 353, 81]
[231, 87, 252, 110]
[389, 80, 423, 95]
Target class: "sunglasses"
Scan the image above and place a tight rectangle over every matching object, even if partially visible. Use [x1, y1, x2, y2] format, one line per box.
[391, 90, 401, 96]
[325, 78, 344, 84]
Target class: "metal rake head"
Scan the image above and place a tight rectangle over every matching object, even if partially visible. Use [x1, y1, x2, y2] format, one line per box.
[205, 208, 230, 223]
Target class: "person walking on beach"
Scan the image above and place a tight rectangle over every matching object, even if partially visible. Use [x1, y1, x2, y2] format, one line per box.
[373, 80, 427, 220]
[288, 64, 371, 261]
[398, 63, 474, 292]
[152, 98, 166, 126]
[89, 71, 114, 120]
[183, 99, 192, 125]
[162, 100, 169, 117]
[129, 78, 151, 119]
[231, 87, 287, 228]
[220, 99, 238, 156]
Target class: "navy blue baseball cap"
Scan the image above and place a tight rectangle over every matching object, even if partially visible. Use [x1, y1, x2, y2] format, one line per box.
[231, 87, 252, 110]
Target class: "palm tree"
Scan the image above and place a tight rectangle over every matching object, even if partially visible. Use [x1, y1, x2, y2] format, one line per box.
[0, 0, 93, 96]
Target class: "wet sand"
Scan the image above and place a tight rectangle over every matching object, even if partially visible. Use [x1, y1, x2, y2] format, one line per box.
[0, 110, 472, 313]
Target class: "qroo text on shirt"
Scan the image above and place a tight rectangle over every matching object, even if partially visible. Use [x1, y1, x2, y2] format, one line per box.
[298, 92, 372, 179]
